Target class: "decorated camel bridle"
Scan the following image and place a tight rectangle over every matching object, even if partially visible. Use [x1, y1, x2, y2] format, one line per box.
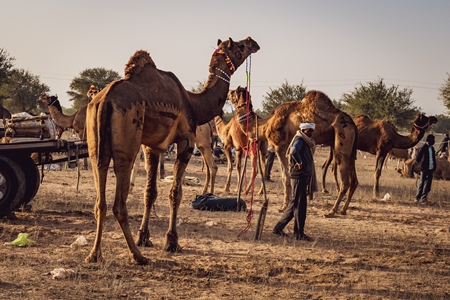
[213, 49, 235, 84]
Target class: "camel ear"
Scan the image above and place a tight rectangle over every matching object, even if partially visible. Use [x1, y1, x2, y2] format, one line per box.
[217, 39, 222, 46]
[227, 37, 234, 49]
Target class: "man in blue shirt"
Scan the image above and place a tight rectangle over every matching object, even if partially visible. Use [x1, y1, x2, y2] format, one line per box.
[414, 134, 436, 203]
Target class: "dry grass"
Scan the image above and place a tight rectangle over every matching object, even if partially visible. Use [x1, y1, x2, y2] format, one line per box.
[1, 148, 449, 299]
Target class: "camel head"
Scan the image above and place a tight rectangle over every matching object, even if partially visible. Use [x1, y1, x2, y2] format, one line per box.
[412, 114, 438, 133]
[39, 93, 59, 106]
[211, 37, 260, 74]
[227, 86, 253, 112]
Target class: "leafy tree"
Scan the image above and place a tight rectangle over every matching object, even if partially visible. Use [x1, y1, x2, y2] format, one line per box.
[439, 73, 450, 114]
[340, 78, 420, 129]
[0, 48, 15, 103]
[261, 80, 307, 115]
[2, 68, 49, 114]
[68, 68, 120, 109]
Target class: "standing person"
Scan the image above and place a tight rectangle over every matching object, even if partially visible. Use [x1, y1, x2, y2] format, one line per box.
[436, 133, 449, 158]
[414, 134, 436, 203]
[273, 122, 316, 241]
[264, 143, 276, 182]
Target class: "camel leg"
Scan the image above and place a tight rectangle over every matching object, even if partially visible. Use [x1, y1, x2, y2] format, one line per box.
[257, 146, 267, 195]
[129, 146, 143, 193]
[164, 142, 192, 252]
[234, 150, 243, 193]
[321, 147, 333, 193]
[199, 146, 217, 195]
[373, 153, 386, 198]
[111, 145, 148, 264]
[276, 148, 291, 212]
[223, 147, 234, 193]
[201, 154, 210, 195]
[135, 149, 159, 247]
[324, 157, 350, 217]
[85, 157, 110, 264]
[338, 159, 358, 215]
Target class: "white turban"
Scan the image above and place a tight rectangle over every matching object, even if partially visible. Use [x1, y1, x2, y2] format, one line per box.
[299, 122, 315, 130]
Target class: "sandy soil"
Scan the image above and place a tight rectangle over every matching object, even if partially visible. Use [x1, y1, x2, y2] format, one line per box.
[1, 149, 449, 299]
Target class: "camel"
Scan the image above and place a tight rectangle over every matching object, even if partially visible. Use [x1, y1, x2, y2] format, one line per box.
[228, 86, 359, 217]
[39, 94, 87, 140]
[214, 112, 264, 194]
[384, 148, 410, 170]
[85, 37, 259, 265]
[401, 157, 450, 180]
[322, 114, 438, 198]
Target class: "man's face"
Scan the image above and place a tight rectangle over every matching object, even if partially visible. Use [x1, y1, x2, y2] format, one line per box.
[303, 129, 314, 137]
[428, 138, 435, 146]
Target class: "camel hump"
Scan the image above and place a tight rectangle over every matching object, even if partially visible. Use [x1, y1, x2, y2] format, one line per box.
[124, 50, 156, 77]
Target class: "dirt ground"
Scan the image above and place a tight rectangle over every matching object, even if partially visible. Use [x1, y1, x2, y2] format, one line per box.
[1, 149, 449, 299]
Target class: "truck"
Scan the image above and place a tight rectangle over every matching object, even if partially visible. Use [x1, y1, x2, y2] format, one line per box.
[0, 113, 88, 218]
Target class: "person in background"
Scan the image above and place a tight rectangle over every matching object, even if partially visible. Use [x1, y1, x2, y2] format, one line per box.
[414, 134, 436, 203]
[264, 143, 276, 182]
[435, 133, 449, 158]
[273, 122, 316, 241]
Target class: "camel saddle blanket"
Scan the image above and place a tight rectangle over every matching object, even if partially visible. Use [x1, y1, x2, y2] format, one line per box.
[189, 193, 246, 212]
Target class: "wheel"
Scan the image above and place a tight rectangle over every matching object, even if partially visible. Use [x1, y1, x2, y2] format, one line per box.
[16, 155, 40, 206]
[0, 155, 26, 217]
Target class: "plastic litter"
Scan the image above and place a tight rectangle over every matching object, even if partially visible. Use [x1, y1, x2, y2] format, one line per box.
[382, 193, 391, 201]
[70, 236, 88, 249]
[4, 233, 35, 247]
[49, 268, 75, 280]
[205, 221, 217, 227]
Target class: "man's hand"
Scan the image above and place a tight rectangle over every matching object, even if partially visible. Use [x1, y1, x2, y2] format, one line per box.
[294, 163, 302, 170]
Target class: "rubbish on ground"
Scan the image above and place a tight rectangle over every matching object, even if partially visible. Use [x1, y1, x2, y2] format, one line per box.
[49, 268, 75, 280]
[4, 233, 35, 247]
[70, 235, 88, 249]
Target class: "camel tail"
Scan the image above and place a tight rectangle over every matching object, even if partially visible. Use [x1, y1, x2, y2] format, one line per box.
[95, 100, 111, 167]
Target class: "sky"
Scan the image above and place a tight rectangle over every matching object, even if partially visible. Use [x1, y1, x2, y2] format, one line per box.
[2, 0, 449, 116]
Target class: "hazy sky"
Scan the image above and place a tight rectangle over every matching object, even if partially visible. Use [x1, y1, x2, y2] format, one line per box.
[2, 0, 449, 116]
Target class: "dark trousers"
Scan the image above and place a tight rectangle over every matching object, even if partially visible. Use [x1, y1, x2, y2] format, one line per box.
[264, 151, 276, 179]
[415, 170, 433, 201]
[274, 177, 309, 236]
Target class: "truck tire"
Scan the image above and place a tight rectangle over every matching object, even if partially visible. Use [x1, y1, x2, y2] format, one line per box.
[0, 155, 26, 217]
[16, 155, 40, 206]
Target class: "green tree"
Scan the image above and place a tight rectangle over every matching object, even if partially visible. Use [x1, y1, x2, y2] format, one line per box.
[68, 68, 120, 109]
[340, 78, 420, 129]
[439, 73, 450, 114]
[2, 68, 49, 114]
[261, 80, 307, 115]
[0, 48, 15, 103]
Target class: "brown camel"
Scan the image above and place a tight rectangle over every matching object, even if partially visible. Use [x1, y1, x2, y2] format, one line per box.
[401, 157, 450, 180]
[0, 104, 11, 125]
[384, 148, 410, 170]
[228, 86, 359, 217]
[85, 37, 259, 264]
[322, 114, 438, 198]
[39, 94, 87, 140]
[214, 112, 260, 193]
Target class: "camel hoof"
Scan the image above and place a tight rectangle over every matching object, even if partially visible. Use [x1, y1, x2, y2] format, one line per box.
[337, 210, 347, 215]
[278, 204, 288, 213]
[136, 230, 153, 247]
[85, 254, 102, 263]
[164, 232, 182, 252]
[164, 242, 182, 253]
[323, 211, 336, 218]
[131, 255, 149, 265]
[322, 189, 329, 194]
